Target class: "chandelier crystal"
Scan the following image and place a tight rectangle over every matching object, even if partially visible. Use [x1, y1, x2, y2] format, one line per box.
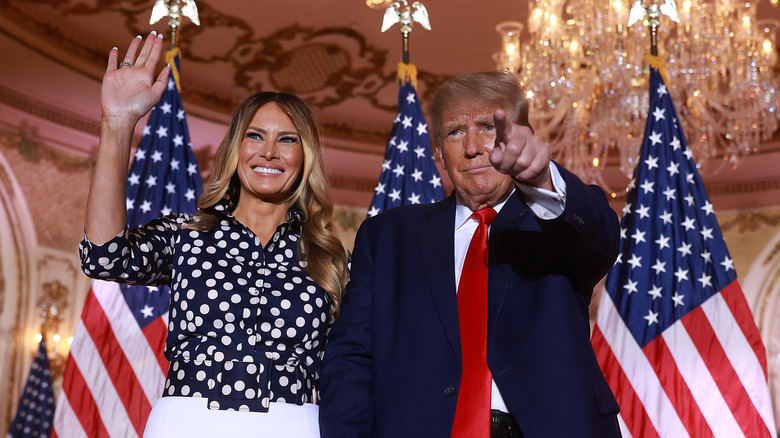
[495, 0, 780, 189]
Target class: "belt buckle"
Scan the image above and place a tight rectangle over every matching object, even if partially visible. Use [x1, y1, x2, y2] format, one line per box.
[208, 357, 272, 412]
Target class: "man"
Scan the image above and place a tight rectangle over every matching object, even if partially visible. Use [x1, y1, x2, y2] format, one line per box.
[319, 71, 622, 437]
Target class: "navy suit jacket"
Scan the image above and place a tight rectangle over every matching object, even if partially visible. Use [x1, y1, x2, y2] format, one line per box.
[320, 165, 622, 438]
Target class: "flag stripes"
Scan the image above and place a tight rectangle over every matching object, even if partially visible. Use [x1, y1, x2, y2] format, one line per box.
[52, 53, 201, 436]
[595, 283, 775, 437]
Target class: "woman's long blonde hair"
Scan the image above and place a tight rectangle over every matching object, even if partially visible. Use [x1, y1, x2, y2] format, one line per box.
[187, 92, 349, 317]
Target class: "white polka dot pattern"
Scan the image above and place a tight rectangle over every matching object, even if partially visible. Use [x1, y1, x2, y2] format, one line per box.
[79, 200, 332, 413]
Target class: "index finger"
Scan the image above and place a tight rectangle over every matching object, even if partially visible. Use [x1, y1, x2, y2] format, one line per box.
[494, 109, 512, 146]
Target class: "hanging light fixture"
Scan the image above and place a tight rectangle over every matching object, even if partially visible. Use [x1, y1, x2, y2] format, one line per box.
[496, 0, 780, 189]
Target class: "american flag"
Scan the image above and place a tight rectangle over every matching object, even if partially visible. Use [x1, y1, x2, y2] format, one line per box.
[52, 54, 202, 437]
[590, 67, 777, 437]
[7, 338, 55, 438]
[367, 71, 444, 217]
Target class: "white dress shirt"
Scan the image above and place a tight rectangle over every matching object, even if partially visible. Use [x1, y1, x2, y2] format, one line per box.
[453, 164, 567, 413]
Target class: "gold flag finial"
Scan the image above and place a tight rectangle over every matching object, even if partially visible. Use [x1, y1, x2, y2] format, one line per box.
[150, 0, 200, 49]
[379, 1, 431, 64]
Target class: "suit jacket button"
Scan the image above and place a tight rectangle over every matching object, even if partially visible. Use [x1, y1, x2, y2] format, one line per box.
[573, 214, 585, 226]
[444, 385, 456, 397]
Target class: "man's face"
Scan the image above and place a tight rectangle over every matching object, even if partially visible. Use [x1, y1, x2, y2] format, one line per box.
[435, 103, 514, 210]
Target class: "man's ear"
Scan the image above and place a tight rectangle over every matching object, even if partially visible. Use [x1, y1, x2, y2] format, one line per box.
[433, 144, 447, 170]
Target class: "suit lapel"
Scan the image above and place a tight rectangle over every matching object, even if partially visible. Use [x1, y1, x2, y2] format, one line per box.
[417, 196, 462, 365]
[487, 193, 530, 341]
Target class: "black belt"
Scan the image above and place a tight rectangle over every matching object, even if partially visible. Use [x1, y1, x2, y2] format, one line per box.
[491, 410, 523, 438]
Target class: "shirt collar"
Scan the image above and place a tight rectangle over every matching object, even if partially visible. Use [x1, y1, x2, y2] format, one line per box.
[454, 188, 514, 231]
[211, 185, 304, 234]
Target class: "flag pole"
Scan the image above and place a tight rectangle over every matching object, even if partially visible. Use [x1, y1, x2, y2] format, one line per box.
[366, 0, 443, 217]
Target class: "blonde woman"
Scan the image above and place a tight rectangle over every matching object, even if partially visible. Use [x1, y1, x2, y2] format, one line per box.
[81, 33, 349, 437]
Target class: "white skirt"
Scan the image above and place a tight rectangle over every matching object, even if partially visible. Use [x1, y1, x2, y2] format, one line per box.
[144, 396, 320, 438]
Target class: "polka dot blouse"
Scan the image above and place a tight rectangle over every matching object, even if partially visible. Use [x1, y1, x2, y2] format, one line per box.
[79, 192, 332, 413]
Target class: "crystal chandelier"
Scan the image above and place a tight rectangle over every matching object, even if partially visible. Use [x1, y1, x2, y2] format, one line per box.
[495, 0, 780, 189]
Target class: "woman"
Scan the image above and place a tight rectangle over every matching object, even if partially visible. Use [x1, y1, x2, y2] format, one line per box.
[80, 32, 349, 437]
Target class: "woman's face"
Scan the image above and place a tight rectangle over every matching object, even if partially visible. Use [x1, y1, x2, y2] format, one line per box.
[236, 102, 304, 204]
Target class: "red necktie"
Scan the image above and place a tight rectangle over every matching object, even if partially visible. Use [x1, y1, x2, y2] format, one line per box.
[451, 207, 497, 438]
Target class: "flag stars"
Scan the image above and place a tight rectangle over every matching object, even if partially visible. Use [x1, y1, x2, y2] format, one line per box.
[631, 229, 647, 244]
[173, 135, 184, 147]
[672, 292, 685, 307]
[160, 102, 172, 114]
[187, 163, 198, 175]
[684, 148, 693, 160]
[721, 256, 735, 272]
[397, 140, 409, 153]
[686, 173, 695, 184]
[406, 92, 416, 104]
[374, 182, 386, 194]
[685, 194, 695, 207]
[667, 161, 680, 176]
[670, 136, 681, 150]
[622, 202, 633, 216]
[170, 159, 180, 171]
[640, 180, 655, 194]
[411, 169, 423, 182]
[156, 126, 168, 138]
[381, 159, 392, 171]
[657, 83, 668, 96]
[674, 267, 689, 282]
[698, 273, 713, 289]
[645, 155, 659, 169]
[659, 210, 673, 225]
[627, 254, 643, 269]
[401, 115, 413, 129]
[185, 189, 195, 201]
[151, 150, 163, 163]
[663, 187, 676, 201]
[651, 259, 667, 274]
[429, 175, 442, 189]
[161, 206, 172, 216]
[392, 164, 405, 177]
[416, 122, 428, 136]
[702, 201, 714, 216]
[135, 149, 146, 160]
[126, 198, 134, 210]
[165, 182, 176, 194]
[644, 309, 660, 326]
[408, 193, 421, 204]
[368, 206, 380, 217]
[414, 146, 426, 158]
[700, 226, 714, 241]
[624, 279, 639, 294]
[655, 234, 671, 250]
[145, 175, 157, 187]
[648, 131, 663, 146]
[701, 250, 712, 263]
[177, 109, 185, 121]
[681, 216, 696, 231]
[648, 285, 663, 300]
[128, 173, 140, 186]
[388, 189, 401, 202]
[652, 107, 666, 121]
[636, 205, 650, 219]
[140, 200, 152, 213]
[140, 305, 154, 318]
[143, 126, 151, 136]
[677, 242, 693, 257]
